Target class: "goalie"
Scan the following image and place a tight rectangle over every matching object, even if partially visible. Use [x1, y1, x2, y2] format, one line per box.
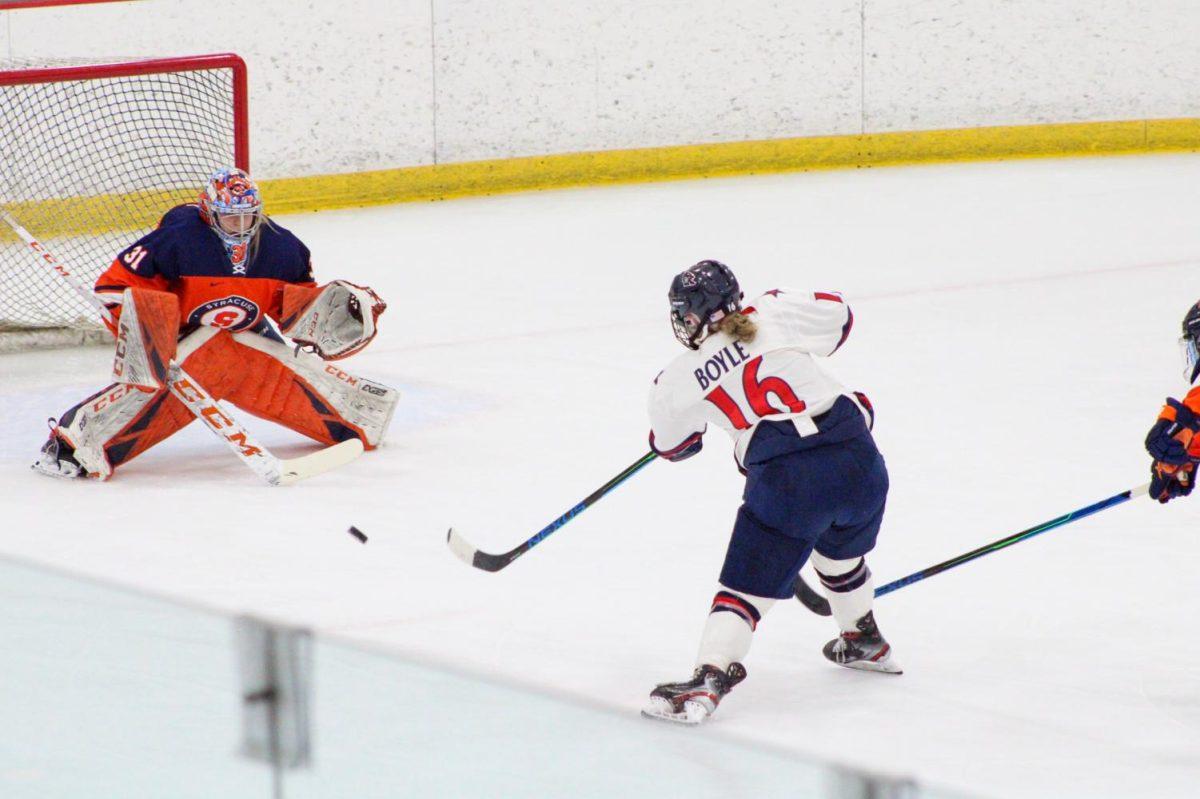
[34, 167, 399, 480]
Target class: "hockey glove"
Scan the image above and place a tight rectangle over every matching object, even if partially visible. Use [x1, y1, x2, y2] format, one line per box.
[1146, 398, 1200, 503]
[1150, 460, 1195, 504]
[281, 280, 387, 360]
[649, 430, 704, 462]
[1145, 398, 1200, 464]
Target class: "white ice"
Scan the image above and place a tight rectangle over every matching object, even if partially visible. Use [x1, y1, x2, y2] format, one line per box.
[2, 153, 1199, 798]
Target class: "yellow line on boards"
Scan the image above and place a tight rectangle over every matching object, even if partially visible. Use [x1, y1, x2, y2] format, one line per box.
[5, 118, 1199, 240]
[261, 118, 1200, 213]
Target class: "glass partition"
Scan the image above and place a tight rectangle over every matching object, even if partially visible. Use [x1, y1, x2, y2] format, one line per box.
[0, 556, 972, 799]
[291, 638, 921, 799]
[0, 558, 269, 799]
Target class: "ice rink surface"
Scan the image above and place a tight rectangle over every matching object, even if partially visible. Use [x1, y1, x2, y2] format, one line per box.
[2, 153, 1199, 798]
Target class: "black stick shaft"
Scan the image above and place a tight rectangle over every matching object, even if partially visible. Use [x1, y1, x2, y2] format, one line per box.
[469, 451, 659, 570]
[795, 484, 1146, 614]
[874, 486, 1142, 597]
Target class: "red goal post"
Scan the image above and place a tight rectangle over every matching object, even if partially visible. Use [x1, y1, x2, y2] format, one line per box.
[0, 53, 249, 349]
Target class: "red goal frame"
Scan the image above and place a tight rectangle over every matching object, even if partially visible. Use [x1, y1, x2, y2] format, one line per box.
[0, 53, 250, 170]
[0, 1, 140, 13]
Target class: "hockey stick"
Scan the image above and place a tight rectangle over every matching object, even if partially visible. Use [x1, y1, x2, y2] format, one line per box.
[794, 483, 1150, 614]
[447, 451, 659, 572]
[0, 207, 362, 486]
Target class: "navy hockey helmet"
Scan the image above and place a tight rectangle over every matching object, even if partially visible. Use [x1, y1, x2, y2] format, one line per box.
[668, 260, 743, 349]
[1180, 300, 1200, 382]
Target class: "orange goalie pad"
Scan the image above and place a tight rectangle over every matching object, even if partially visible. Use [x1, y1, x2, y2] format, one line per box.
[113, 288, 180, 387]
[100, 330, 369, 469]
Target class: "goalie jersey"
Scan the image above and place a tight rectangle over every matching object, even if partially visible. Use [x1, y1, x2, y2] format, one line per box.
[93, 204, 315, 335]
[648, 289, 871, 468]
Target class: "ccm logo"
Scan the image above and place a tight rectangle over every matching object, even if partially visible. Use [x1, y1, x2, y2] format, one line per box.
[325, 365, 358, 386]
[91, 383, 156, 412]
[112, 325, 129, 377]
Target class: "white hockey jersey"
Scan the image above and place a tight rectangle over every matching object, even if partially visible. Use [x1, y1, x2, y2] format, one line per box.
[648, 289, 862, 467]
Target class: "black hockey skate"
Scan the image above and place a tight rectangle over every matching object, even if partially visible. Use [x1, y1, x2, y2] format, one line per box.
[823, 611, 902, 674]
[641, 662, 747, 725]
[31, 424, 86, 479]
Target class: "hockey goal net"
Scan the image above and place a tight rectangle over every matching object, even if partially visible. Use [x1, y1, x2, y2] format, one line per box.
[0, 53, 248, 350]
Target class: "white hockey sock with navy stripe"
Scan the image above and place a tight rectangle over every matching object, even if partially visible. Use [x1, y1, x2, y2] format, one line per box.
[695, 587, 776, 670]
[811, 553, 875, 633]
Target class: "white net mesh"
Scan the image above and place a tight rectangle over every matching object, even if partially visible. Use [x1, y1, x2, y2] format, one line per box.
[0, 55, 245, 339]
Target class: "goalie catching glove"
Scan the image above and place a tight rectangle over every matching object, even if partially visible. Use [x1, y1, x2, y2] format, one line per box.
[281, 280, 387, 360]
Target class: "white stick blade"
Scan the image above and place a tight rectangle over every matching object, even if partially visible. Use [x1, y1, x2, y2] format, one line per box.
[276, 439, 365, 486]
[446, 528, 479, 565]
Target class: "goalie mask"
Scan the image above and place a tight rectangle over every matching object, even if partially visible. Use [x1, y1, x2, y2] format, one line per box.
[198, 167, 263, 267]
[668, 260, 743, 350]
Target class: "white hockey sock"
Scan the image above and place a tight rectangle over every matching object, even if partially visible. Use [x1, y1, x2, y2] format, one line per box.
[695, 587, 776, 670]
[810, 553, 875, 633]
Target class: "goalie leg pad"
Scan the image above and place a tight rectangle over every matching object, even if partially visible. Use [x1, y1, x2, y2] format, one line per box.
[181, 330, 398, 448]
[41, 328, 230, 477]
[46, 381, 179, 478]
[112, 288, 180, 388]
[40, 325, 398, 479]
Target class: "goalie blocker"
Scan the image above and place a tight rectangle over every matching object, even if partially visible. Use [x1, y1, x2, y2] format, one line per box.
[36, 286, 398, 480]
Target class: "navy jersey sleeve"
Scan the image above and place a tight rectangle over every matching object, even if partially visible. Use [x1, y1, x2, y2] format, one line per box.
[261, 220, 315, 285]
[296, 238, 315, 284]
[99, 203, 197, 290]
[95, 223, 180, 298]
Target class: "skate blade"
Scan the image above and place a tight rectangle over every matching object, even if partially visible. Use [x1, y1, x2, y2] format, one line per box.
[640, 697, 710, 725]
[835, 657, 903, 675]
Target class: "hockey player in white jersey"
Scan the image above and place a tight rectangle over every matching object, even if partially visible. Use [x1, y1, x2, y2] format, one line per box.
[642, 260, 900, 726]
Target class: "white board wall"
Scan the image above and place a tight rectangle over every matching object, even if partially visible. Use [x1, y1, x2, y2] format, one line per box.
[4, 0, 1199, 179]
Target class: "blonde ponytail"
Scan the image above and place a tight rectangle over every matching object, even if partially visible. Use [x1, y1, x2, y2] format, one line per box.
[716, 312, 757, 344]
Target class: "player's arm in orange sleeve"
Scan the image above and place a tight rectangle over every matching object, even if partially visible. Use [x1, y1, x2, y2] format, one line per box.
[265, 242, 318, 327]
[1181, 385, 1200, 415]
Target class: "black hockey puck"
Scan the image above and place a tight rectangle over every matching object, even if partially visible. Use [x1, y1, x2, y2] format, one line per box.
[347, 526, 368, 544]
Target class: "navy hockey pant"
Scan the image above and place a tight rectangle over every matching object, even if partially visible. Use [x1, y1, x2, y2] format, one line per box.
[719, 429, 889, 600]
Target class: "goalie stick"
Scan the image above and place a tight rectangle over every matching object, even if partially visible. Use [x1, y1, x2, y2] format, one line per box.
[0, 207, 363, 486]
[447, 451, 658, 572]
[793, 483, 1150, 615]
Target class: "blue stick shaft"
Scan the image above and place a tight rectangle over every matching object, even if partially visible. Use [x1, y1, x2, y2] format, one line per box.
[873, 484, 1148, 598]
